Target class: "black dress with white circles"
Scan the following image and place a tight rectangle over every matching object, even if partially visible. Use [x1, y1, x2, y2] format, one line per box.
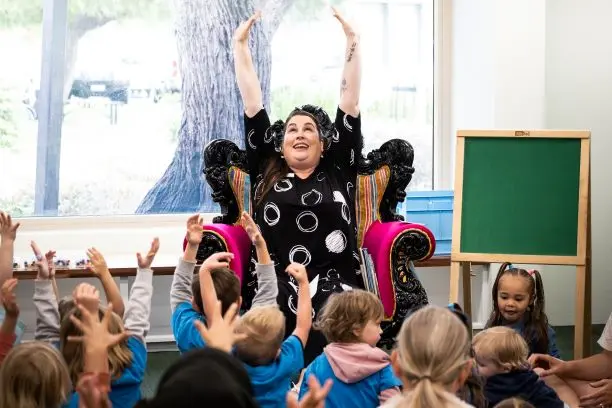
[243, 107, 363, 365]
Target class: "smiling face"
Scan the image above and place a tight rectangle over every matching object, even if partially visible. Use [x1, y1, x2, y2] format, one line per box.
[497, 275, 532, 323]
[282, 114, 324, 171]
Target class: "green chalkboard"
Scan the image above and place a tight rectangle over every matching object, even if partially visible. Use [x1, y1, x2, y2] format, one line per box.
[459, 137, 581, 256]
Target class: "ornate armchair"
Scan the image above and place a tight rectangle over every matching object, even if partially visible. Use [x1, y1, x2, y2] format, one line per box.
[186, 138, 436, 345]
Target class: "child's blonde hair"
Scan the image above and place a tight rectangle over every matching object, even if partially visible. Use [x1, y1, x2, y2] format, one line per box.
[315, 289, 384, 343]
[234, 305, 286, 366]
[493, 397, 535, 408]
[472, 326, 530, 371]
[394, 305, 471, 408]
[60, 305, 132, 385]
[0, 342, 71, 408]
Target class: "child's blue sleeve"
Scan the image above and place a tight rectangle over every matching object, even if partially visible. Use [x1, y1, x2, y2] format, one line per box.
[278, 335, 305, 377]
[298, 365, 313, 400]
[171, 302, 206, 353]
[547, 325, 561, 358]
[122, 337, 147, 383]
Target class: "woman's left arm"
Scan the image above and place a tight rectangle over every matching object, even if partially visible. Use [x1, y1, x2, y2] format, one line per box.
[335, 7, 361, 117]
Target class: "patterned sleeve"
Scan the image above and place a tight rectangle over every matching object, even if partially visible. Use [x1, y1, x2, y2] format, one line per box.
[328, 106, 364, 174]
[245, 108, 275, 178]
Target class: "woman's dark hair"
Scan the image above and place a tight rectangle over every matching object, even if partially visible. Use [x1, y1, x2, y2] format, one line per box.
[485, 262, 549, 354]
[255, 104, 335, 207]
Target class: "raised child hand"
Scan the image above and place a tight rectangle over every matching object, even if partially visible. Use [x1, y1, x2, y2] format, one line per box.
[1, 278, 19, 316]
[241, 211, 264, 246]
[45, 250, 57, 278]
[286, 375, 333, 408]
[73, 283, 101, 314]
[201, 252, 234, 274]
[30, 241, 51, 279]
[137, 237, 160, 269]
[194, 301, 245, 353]
[0, 211, 20, 242]
[186, 214, 204, 246]
[87, 248, 110, 277]
[233, 11, 260, 44]
[286, 263, 308, 284]
[68, 302, 130, 348]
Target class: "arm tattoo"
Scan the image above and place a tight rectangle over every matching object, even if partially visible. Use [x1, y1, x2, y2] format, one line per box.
[341, 78, 348, 94]
[346, 41, 357, 62]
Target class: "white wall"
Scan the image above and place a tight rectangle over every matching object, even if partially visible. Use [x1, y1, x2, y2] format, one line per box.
[8, 0, 612, 343]
[450, 0, 611, 325]
[544, 0, 612, 324]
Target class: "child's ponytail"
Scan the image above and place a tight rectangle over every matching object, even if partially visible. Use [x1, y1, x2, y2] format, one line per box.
[524, 269, 549, 354]
[400, 378, 457, 408]
[394, 306, 471, 408]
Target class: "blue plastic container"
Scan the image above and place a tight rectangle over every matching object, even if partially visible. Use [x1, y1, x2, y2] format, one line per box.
[400, 190, 454, 255]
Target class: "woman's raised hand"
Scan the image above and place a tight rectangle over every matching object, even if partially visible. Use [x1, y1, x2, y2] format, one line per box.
[234, 11, 261, 44]
[332, 6, 357, 37]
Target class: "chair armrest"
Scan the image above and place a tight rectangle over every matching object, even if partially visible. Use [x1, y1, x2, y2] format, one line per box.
[182, 224, 251, 283]
[362, 220, 435, 320]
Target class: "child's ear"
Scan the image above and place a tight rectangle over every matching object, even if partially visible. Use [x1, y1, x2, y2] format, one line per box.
[237, 297, 242, 311]
[390, 350, 401, 378]
[455, 359, 472, 390]
[190, 297, 201, 313]
[352, 324, 363, 339]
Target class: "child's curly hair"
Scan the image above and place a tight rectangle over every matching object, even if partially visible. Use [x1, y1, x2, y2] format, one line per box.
[315, 290, 384, 343]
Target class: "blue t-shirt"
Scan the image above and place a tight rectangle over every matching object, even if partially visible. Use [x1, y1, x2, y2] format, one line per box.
[171, 301, 206, 353]
[507, 320, 560, 358]
[244, 335, 304, 408]
[299, 352, 401, 408]
[65, 337, 147, 408]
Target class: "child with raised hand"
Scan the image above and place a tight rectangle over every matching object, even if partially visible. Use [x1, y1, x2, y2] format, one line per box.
[486, 263, 560, 358]
[31, 240, 63, 346]
[170, 212, 277, 353]
[0, 211, 20, 287]
[472, 326, 567, 408]
[68, 301, 131, 408]
[299, 289, 401, 407]
[0, 278, 18, 364]
[61, 238, 158, 408]
[56, 247, 126, 320]
[233, 262, 312, 408]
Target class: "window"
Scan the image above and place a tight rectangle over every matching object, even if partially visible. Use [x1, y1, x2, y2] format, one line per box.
[0, 0, 437, 217]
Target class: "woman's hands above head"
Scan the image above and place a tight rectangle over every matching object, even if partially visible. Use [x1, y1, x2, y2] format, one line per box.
[332, 6, 357, 38]
[234, 11, 261, 44]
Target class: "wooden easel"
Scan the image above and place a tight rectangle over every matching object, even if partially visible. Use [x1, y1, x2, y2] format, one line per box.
[450, 130, 592, 358]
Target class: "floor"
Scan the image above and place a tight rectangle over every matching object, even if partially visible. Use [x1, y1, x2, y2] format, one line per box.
[140, 325, 605, 398]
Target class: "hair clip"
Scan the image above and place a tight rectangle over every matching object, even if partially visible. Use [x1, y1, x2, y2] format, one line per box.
[527, 269, 536, 276]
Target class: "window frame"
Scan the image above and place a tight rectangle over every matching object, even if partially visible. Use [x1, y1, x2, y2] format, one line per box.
[23, 0, 453, 229]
